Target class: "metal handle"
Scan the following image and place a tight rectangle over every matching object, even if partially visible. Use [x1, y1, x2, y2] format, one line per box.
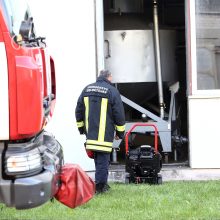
[125, 123, 158, 155]
[104, 40, 111, 59]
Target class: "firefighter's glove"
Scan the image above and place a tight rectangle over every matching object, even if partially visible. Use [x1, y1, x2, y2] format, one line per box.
[114, 135, 120, 140]
[78, 127, 85, 135]
[116, 131, 125, 140]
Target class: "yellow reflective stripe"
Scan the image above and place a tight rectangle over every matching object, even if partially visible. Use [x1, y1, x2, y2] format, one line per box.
[87, 139, 113, 147]
[86, 145, 112, 152]
[77, 121, 84, 128]
[84, 97, 89, 132]
[116, 125, 125, 132]
[98, 98, 108, 142]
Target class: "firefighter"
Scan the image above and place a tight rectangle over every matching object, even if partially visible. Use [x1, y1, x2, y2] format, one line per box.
[75, 70, 125, 193]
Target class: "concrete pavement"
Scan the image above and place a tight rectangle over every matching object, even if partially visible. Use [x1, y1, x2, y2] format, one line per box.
[87, 163, 220, 183]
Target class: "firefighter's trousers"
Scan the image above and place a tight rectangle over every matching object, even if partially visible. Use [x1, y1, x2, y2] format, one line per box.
[94, 152, 111, 184]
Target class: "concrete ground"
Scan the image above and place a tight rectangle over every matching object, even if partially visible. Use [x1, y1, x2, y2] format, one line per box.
[88, 162, 220, 183]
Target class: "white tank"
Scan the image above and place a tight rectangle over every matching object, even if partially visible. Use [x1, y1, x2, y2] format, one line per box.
[104, 29, 177, 84]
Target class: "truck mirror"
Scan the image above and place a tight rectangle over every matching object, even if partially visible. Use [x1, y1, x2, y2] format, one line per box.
[19, 17, 35, 41]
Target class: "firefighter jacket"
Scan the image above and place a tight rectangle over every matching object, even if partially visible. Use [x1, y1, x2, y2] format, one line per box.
[75, 76, 125, 153]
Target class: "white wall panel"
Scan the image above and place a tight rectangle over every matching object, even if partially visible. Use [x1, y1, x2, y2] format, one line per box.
[0, 43, 9, 140]
[189, 96, 220, 168]
[28, 0, 96, 170]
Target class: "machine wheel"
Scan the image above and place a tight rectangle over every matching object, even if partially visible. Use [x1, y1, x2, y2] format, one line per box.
[125, 173, 130, 184]
[157, 174, 162, 184]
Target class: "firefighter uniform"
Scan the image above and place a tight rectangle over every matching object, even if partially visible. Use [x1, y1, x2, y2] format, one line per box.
[75, 75, 125, 190]
[75, 76, 125, 152]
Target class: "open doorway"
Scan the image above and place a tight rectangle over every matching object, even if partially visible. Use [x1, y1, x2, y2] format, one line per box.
[98, 0, 188, 164]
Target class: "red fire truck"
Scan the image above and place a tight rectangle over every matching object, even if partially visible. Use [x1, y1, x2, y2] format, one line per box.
[0, 0, 63, 209]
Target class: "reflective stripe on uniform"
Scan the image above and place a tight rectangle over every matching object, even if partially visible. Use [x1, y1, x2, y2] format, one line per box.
[116, 124, 125, 132]
[87, 139, 113, 147]
[84, 97, 89, 132]
[86, 144, 112, 153]
[98, 98, 108, 142]
[77, 121, 84, 128]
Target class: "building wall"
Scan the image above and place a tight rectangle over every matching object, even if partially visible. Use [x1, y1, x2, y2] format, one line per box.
[28, 0, 220, 169]
[28, 0, 96, 171]
[188, 96, 220, 168]
[187, 0, 220, 168]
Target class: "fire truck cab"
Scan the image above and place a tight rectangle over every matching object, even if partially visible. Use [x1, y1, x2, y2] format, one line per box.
[0, 0, 63, 209]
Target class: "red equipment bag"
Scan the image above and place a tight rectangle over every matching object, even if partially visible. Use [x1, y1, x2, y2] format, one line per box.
[55, 163, 95, 208]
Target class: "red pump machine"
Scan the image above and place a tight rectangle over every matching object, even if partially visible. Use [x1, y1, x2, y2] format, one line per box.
[125, 123, 162, 184]
[0, 0, 63, 209]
